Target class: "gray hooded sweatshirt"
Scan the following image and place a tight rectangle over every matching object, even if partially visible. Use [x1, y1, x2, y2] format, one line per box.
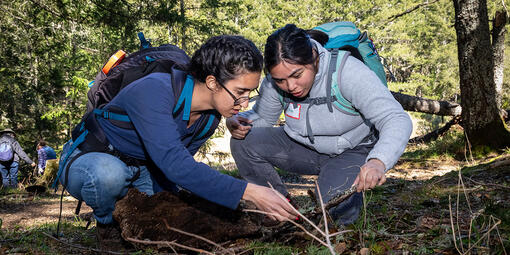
[239, 40, 412, 171]
[0, 134, 34, 164]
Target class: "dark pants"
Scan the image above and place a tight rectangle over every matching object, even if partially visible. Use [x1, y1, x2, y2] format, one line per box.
[0, 160, 19, 188]
[231, 127, 371, 225]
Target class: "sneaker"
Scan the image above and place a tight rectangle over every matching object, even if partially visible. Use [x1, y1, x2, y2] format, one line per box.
[96, 221, 133, 253]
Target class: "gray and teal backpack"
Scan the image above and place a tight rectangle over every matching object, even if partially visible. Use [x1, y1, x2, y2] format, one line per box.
[279, 21, 390, 143]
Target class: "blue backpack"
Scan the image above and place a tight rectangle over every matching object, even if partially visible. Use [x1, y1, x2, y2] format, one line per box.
[43, 146, 57, 160]
[312, 21, 390, 115]
[0, 141, 14, 162]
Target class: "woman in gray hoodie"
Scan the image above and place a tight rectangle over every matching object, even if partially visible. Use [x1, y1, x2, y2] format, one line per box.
[227, 24, 413, 225]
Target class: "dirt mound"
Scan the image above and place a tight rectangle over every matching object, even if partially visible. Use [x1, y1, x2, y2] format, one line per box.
[113, 189, 265, 251]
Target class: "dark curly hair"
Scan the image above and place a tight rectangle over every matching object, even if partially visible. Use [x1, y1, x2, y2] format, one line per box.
[190, 35, 263, 85]
[264, 24, 328, 73]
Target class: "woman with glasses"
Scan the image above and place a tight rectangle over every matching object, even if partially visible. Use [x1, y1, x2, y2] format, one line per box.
[227, 24, 412, 226]
[59, 35, 298, 250]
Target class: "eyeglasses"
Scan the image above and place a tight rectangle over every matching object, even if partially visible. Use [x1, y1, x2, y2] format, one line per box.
[217, 82, 259, 106]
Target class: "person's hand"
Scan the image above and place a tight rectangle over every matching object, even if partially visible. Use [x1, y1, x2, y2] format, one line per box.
[31, 162, 36, 167]
[353, 158, 386, 192]
[226, 115, 253, 139]
[242, 183, 299, 221]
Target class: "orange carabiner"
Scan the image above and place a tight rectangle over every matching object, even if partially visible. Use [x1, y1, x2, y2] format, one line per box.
[102, 50, 126, 75]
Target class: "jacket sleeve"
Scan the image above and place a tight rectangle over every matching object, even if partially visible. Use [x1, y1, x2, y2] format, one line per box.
[340, 56, 413, 171]
[12, 139, 34, 164]
[239, 77, 284, 127]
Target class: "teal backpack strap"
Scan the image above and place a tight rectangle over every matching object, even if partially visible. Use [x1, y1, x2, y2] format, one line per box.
[326, 49, 339, 113]
[330, 50, 360, 116]
[138, 32, 152, 49]
[173, 75, 194, 121]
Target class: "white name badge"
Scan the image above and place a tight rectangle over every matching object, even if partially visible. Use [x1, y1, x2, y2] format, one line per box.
[285, 103, 301, 120]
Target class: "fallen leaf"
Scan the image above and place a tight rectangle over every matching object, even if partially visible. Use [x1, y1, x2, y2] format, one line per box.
[359, 247, 370, 255]
[334, 242, 347, 254]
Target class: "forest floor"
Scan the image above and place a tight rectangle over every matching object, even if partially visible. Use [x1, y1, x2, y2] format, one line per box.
[0, 153, 509, 254]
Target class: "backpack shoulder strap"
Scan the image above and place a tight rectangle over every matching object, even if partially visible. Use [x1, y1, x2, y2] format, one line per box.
[328, 49, 360, 116]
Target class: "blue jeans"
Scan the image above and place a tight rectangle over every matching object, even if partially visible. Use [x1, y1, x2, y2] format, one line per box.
[59, 141, 154, 224]
[0, 161, 19, 188]
[231, 127, 372, 225]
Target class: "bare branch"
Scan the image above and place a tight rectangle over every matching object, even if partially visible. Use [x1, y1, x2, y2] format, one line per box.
[162, 219, 232, 255]
[408, 115, 461, 144]
[125, 237, 215, 255]
[315, 180, 336, 255]
[42, 232, 126, 255]
[242, 209, 328, 246]
[388, 0, 441, 21]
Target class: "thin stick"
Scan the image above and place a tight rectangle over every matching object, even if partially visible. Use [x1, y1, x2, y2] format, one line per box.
[329, 230, 354, 238]
[461, 218, 501, 255]
[162, 219, 232, 255]
[42, 232, 126, 255]
[493, 217, 508, 255]
[125, 237, 215, 255]
[456, 175, 465, 253]
[266, 182, 326, 237]
[449, 195, 462, 254]
[243, 209, 328, 247]
[315, 180, 336, 255]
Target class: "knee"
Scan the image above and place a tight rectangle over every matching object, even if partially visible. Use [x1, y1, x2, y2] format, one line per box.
[78, 153, 127, 192]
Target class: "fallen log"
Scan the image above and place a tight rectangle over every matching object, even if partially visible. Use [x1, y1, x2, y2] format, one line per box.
[391, 91, 462, 116]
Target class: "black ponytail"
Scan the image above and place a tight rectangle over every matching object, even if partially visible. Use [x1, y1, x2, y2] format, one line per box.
[264, 24, 329, 73]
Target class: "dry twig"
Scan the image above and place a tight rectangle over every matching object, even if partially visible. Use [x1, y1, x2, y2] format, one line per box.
[161, 219, 232, 255]
[126, 237, 215, 255]
[315, 180, 337, 255]
[42, 232, 126, 255]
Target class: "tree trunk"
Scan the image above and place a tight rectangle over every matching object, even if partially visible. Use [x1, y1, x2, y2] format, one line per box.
[453, 0, 510, 149]
[180, 0, 186, 52]
[492, 10, 507, 107]
[391, 91, 462, 116]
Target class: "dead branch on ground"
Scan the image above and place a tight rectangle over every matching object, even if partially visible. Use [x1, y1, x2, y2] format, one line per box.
[408, 116, 461, 144]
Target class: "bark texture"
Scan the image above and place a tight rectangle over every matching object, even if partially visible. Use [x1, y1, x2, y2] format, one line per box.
[453, 0, 510, 148]
[492, 10, 507, 107]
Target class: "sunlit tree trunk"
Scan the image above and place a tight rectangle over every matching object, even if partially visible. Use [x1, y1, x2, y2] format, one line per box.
[453, 0, 510, 149]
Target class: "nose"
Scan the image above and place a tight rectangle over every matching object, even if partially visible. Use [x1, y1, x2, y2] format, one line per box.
[287, 79, 298, 92]
[240, 99, 250, 109]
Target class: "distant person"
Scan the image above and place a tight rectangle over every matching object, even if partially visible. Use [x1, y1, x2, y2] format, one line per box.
[36, 140, 56, 175]
[0, 129, 36, 188]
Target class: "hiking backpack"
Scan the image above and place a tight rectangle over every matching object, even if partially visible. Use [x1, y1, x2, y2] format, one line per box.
[0, 141, 13, 162]
[312, 21, 391, 115]
[54, 32, 220, 188]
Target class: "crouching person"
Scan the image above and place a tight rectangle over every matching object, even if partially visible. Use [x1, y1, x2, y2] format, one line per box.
[57, 35, 298, 250]
[228, 24, 413, 226]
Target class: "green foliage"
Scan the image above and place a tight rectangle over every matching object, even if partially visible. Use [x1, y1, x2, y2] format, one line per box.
[0, 0, 509, 158]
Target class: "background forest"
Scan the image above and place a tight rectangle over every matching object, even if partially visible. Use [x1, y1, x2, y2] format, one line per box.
[1, 0, 509, 153]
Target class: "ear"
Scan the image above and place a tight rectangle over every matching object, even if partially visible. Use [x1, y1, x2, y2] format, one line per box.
[205, 75, 220, 92]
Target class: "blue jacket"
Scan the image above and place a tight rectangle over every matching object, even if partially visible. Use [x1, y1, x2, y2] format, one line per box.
[98, 72, 247, 209]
